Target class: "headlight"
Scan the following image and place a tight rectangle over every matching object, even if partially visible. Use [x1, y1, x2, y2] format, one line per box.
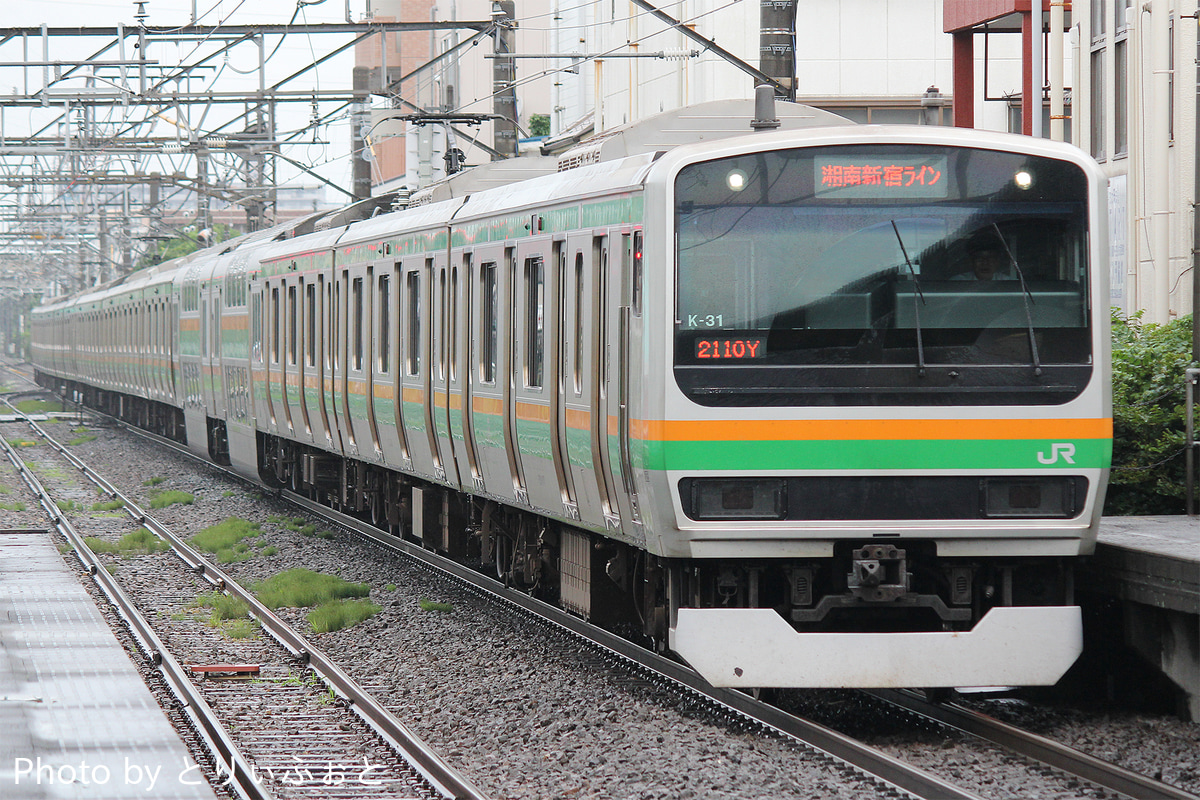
[982, 477, 1080, 518]
[683, 478, 786, 520]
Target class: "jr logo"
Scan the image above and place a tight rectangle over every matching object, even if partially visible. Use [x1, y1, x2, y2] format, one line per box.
[1037, 443, 1077, 465]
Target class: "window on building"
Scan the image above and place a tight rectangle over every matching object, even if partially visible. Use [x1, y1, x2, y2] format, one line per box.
[1091, 48, 1106, 160]
[1114, 0, 1132, 33]
[813, 101, 951, 126]
[1092, 0, 1107, 41]
[1115, 39, 1128, 156]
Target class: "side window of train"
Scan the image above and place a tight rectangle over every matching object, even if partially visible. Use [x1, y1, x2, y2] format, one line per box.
[332, 280, 340, 371]
[480, 261, 497, 384]
[251, 292, 262, 362]
[306, 283, 317, 368]
[377, 273, 390, 374]
[574, 252, 584, 396]
[352, 276, 364, 372]
[406, 270, 421, 376]
[288, 285, 298, 366]
[450, 265, 460, 383]
[524, 256, 544, 389]
[632, 230, 644, 316]
[436, 268, 446, 381]
[599, 244, 609, 388]
[271, 286, 280, 364]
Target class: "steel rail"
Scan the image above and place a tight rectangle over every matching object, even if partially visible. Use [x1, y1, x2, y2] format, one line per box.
[282, 492, 985, 800]
[868, 689, 1200, 800]
[3, 401, 491, 800]
[0, 419, 271, 800]
[96, 411, 981, 800]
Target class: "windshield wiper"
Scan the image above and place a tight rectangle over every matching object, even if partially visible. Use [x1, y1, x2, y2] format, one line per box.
[990, 223, 1043, 376]
[891, 220, 926, 377]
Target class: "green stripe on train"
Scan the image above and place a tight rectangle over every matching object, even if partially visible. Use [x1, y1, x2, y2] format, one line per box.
[642, 438, 1112, 472]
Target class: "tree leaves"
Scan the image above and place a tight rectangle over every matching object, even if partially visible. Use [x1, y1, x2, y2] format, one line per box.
[1107, 310, 1197, 515]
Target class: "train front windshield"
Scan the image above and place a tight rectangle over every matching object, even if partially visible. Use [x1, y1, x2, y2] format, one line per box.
[673, 144, 1094, 406]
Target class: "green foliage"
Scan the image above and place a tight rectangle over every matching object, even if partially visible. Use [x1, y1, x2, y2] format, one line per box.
[193, 591, 250, 623]
[0, 501, 26, 511]
[149, 490, 194, 509]
[135, 223, 241, 269]
[56, 499, 81, 511]
[223, 619, 260, 639]
[85, 528, 169, 556]
[191, 591, 258, 637]
[267, 514, 317, 536]
[528, 113, 551, 137]
[418, 598, 454, 613]
[1107, 311, 1197, 515]
[254, 568, 369, 609]
[143, 476, 167, 487]
[115, 528, 170, 554]
[308, 599, 381, 633]
[14, 399, 68, 414]
[83, 536, 119, 554]
[7, 439, 37, 448]
[259, 545, 278, 557]
[91, 499, 124, 511]
[68, 433, 97, 446]
[189, 517, 259, 562]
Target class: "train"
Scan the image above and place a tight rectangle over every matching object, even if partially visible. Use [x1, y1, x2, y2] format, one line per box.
[31, 97, 1112, 689]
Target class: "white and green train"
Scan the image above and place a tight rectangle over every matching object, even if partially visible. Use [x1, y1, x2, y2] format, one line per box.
[32, 99, 1112, 689]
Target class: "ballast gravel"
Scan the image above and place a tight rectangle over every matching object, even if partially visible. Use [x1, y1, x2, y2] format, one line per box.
[4, 409, 1197, 800]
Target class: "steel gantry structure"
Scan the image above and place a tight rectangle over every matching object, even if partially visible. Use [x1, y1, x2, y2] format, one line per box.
[0, 11, 494, 293]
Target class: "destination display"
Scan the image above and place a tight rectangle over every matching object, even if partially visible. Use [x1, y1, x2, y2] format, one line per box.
[814, 155, 949, 199]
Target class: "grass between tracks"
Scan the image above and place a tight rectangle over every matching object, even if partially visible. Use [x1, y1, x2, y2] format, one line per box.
[84, 527, 170, 556]
[253, 568, 380, 633]
[149, 489, 194, 508]
[189, 517, 264, 563]
[190, 592, 258, 638]
[12, 399, 69, 414]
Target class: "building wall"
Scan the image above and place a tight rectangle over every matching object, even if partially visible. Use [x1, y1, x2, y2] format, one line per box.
[356, 0, 439, 184]
[1076, 0, 1197, 324]
[551, 1, 1027, 134]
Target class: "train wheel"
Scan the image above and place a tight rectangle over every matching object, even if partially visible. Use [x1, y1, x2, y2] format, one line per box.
[494, 535, 511, 583]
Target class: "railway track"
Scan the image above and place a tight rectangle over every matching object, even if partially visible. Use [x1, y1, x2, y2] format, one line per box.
[67, 404, 1197, 800]
[280, 489, 1200, 800]
[865, 689, 1200, 800]
[0, 392, 490, 800]
[5, 371, 1196, 800]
